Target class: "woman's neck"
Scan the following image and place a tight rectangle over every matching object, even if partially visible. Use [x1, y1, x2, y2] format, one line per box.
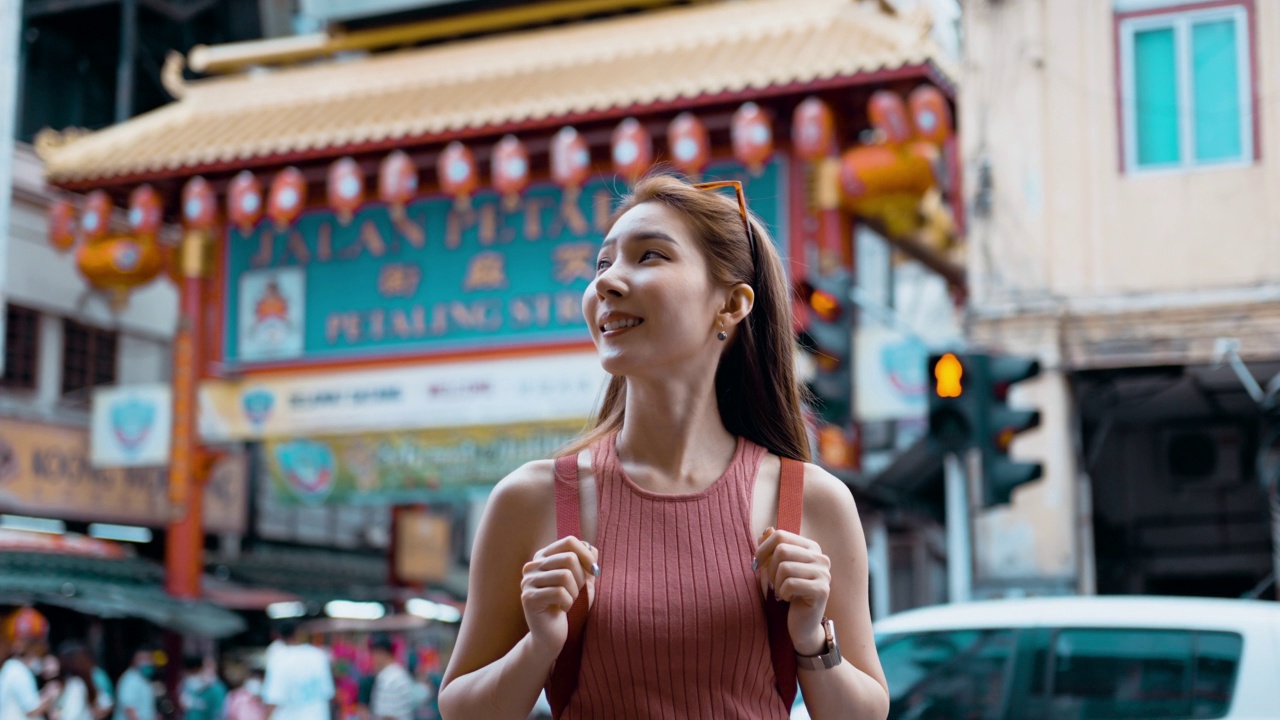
[615, 370, 737, 493]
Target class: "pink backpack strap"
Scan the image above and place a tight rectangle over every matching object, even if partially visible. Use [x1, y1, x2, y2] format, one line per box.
[546, 454, 589, 718]
[766, 457, 805, 709]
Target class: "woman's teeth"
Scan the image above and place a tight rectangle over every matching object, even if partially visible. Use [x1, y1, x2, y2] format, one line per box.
[602, 318, 643, 332]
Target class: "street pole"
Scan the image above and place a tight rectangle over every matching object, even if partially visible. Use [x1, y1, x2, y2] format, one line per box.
[945, 451, 971, 603]
[0, 0, 21, 375]
[165, 229, 210, 599]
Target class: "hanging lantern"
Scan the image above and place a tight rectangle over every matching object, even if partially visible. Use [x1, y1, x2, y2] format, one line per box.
[908, 85, 953, 146]
[327, 157, 364, 225]
[792, 97, 836, 162]
[551, 127, 591, 190]
[268, 167, 307, 230]
[81, 190, 113, 242]
[127, 185, 162, 237]
[76, 234, 165, 311]
[869, 91, 913, 145]
[611, 118, 652, 184]
[182, 177, 217, 231]
[48, 198, 77, 253]
[437, 141, 478, 212]
[731, 102, 773, 174]
[491, 135, 529, 211]
[379, 150, 418, 222]
[668, 113, 709, 177]
[227, 170, 263, 235]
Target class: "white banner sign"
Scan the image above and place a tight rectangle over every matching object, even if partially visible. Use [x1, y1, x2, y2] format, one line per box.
[91, 384, 173, 467]
[199, 351, 609, 441]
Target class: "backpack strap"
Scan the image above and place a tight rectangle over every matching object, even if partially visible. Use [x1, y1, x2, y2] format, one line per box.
[766, 457, 805, 709]
[546, 454, 589, 719]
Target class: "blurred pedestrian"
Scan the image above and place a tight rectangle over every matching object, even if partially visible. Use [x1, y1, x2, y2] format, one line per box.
[177, 657, 225, 720]
[54, 641, 99, 720]
[0, 608, 60, 720]
[262, 621, 333, 720]
[439, 174, 889, 719]
[222, 670, 266, 720]
[368, 637, 425, 720]
[111, 648, 155, 720]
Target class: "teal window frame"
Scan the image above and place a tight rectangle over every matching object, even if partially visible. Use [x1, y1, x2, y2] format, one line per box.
[1119, 4, 1253, 172]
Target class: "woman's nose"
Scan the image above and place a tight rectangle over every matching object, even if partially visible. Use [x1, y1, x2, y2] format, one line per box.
[595, 264, 627, 297]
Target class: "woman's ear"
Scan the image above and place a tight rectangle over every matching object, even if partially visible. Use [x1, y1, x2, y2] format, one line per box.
[718, 283, 755, 331]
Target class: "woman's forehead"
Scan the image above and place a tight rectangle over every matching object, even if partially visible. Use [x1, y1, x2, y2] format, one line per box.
[605, 201, 692, 245]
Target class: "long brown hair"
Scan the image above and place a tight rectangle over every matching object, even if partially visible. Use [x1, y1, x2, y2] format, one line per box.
[560, 173, 810, 462]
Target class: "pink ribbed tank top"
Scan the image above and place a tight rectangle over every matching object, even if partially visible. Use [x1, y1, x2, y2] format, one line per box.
[560, 434, 790, 720]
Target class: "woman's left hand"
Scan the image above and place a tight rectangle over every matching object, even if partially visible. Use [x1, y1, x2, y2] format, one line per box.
[754, 527, 832, 656]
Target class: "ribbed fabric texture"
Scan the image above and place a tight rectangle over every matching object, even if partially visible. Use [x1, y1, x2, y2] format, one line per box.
[560, 434, 790, 720]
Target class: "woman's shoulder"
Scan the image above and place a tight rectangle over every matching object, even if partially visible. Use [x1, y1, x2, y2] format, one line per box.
[481, 459, 562, 534]
[798, 460, 862, 527]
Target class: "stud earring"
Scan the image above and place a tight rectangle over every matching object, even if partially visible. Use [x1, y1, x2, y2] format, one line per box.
[717, 330, 728, 341]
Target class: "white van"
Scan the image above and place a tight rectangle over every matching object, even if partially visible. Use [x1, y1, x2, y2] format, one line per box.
[860, 595, 1280, 720]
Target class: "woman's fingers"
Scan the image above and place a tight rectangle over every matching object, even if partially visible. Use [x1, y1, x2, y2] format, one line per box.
[534, 536, 598, 578]
[524, 552, 587, 590]
[521, 585, 576, 613]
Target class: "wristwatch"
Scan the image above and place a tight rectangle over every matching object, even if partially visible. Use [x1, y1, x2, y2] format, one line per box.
[796, 617, 843, 670]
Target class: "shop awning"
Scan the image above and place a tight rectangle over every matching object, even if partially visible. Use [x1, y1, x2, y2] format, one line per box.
[863, 437, 945, 520]
[37, 0, 954, 187]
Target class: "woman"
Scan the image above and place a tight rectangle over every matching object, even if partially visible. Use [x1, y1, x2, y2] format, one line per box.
[439, 175, 888, 719]
[53, 642, 98, 720]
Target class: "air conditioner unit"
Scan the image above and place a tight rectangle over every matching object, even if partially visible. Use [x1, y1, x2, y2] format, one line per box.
[1159, 425, 1246, 489]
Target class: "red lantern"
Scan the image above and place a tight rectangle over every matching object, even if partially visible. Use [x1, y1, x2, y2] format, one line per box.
[48, 198, 76, 253]
[668, 113, 709, 177]
[268, 167, 307, 230]
[492, 135, 529, 210]
[81, 190, 113, 242]
[227, 170, 263, 235]
[611, 118, 652, 184]
[869, 91, 912, 145]
[438, 141, 478, 211]
[792, 97, 836, 162]
[379, 150, 418, 221]
[328, 157, 364, 225]
[550, 127, 590, 190]
[731, 102, 773, 174]
[128, 185, 162, 237]
[908, 85, 953, 146]
[182, 177, 217, 231]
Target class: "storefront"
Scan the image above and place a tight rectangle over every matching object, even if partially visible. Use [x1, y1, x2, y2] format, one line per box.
[37, 0, 958, 624]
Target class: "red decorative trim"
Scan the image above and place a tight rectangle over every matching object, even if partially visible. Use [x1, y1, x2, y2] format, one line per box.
[223, 339, 597, 378]
[54, 64, 942, 192]
[1113, 0, 1259, 172]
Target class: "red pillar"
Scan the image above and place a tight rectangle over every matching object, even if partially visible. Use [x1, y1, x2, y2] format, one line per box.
[165, 229, 209, 599]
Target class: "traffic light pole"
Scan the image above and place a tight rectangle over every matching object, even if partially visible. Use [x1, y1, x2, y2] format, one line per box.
[944, 451, 972, 603]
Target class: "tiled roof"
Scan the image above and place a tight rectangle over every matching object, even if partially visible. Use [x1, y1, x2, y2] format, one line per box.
[39, 0, 952, 186]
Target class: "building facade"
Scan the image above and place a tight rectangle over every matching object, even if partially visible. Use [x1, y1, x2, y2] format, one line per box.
[963, 0, 1280, 599]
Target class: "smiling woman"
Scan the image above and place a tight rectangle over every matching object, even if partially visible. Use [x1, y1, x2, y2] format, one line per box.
[438, 174, 889, 720]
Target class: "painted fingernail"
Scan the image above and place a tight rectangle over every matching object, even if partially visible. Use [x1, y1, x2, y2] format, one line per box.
[590, 562, 601, 578]
[751, 557, 758, 572]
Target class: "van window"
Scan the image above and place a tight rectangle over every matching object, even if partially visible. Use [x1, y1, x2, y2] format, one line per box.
[877, 629, 1016, 720]
[1030, 629, 1242, 719]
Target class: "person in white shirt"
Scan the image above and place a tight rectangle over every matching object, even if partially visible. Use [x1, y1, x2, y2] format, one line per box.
[55, 642, 106, 720]
[112, 649, 157, 720]
[262, 621, 334, 720]
[368, 637, 426, 720]
[0, 630, 60, 720]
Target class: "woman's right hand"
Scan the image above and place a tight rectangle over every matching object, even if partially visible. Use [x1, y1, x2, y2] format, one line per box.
[520, 536, 599, 657]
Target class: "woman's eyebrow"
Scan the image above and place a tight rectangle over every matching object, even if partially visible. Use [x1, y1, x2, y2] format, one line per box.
[600, 231, 680, 249]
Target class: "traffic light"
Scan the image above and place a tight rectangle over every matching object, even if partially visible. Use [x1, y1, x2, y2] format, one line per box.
[799, 270, 853, 427]
[981, 355, 1042, 507]
[925, 351, 1043, 507]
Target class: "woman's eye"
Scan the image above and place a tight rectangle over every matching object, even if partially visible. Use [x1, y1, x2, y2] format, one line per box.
[641, 250, 664, 261]
[595, 258, 611, 271]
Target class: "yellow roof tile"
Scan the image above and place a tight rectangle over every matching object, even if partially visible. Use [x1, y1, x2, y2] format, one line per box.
[40, 0, 953, 186]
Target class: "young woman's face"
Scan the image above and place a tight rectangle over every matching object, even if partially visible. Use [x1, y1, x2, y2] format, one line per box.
[584, 201, 726, 378]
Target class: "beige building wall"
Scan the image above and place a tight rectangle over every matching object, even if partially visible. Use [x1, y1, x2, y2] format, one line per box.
[960, 0, 1280, 595]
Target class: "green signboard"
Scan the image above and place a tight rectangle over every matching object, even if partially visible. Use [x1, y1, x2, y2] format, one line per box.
[225, 159, 788, 364]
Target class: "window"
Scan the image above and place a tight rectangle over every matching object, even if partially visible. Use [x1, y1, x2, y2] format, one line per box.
[0, 305, 39, 390]
[1119, 3, 1253, 171]
[878, 628, 1016, 720]
[1030, 628, 1242, 719]
[61, 319, 117, 398]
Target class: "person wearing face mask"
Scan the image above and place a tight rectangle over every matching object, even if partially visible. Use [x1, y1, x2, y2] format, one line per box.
[0, 608, 60, 720]
[111, 649, 156, 720]
[223, 670, 266, 720]
[178, 657, 225, 720]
